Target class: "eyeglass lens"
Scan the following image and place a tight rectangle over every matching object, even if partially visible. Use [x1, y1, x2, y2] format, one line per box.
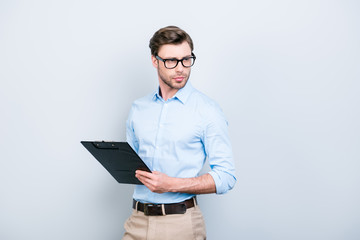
[165, 57, 195, 69]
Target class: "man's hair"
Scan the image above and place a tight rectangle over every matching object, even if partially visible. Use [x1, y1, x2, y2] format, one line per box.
[149, 26, 194, 56]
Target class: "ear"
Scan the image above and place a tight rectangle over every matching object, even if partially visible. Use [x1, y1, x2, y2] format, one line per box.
[151, 55, 158, 68]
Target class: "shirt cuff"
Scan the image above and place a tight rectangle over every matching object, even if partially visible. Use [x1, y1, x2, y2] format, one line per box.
[208, 170, 236, 195]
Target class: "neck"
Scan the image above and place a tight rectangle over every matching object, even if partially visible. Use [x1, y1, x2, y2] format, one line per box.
[159, 85, 178, 101]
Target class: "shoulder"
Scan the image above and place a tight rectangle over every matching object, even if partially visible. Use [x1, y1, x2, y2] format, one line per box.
[187, 88, 228, 127]
[190, 88, 224, 116]
[127, 92, 156, 122]
[131, 92, 156, 110]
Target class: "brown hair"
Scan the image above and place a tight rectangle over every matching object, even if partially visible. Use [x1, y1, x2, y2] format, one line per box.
[149, 26, 194, 56]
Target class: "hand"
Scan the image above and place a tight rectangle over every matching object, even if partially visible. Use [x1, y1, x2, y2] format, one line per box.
[135, 170, 174, 193]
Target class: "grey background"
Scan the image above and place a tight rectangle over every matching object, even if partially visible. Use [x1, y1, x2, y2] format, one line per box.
[1, 0, 359, 239]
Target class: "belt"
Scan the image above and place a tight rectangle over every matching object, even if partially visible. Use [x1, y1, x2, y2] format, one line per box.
[133, 197, 196, 216]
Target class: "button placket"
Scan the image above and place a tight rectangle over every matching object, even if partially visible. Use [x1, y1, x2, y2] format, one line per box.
[153, 102, 168, 169]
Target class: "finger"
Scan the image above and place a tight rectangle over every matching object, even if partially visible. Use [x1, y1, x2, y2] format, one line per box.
[136, 174, 154, 184]
[135, 170, 153, 178]
[136, 174, 155, 186]
[136, 175, 150, 186]
[137, 177, 156, 191]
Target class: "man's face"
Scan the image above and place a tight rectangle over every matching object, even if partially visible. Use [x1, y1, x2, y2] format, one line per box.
[152, 41, 192, 92]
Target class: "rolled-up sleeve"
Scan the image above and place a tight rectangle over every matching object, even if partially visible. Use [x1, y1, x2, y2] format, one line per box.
[203, 106, 236, 194]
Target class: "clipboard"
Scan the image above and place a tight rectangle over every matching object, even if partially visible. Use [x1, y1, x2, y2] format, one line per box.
[81, 141, 151, 185]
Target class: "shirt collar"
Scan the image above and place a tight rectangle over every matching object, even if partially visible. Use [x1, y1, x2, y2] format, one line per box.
[152, 81, 194, 104]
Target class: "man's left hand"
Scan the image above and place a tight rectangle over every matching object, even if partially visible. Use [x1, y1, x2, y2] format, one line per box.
[135, 170, 174, 193]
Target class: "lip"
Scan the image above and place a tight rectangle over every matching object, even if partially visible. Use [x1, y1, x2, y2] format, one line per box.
[173, 76, 185, 82]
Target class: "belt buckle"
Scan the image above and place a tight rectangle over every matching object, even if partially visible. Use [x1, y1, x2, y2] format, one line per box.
[144, 204, 155, 216]
[143, 203, 150, 216]
[144, 203, 163, 216]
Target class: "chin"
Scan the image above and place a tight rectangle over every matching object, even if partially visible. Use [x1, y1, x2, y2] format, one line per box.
[173, 81, 187, 89]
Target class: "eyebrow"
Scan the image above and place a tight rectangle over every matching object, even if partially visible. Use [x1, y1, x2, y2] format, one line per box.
[163, 54, 192, 59]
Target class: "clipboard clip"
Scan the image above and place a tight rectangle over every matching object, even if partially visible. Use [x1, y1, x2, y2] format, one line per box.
[92, 141, 118, 149]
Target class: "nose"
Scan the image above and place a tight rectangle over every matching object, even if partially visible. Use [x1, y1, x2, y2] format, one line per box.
[175, 61, 184, 73]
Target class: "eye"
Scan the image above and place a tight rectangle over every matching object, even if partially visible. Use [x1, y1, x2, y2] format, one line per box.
[182, 57, 192, 64]
[167, 59, 178, 64]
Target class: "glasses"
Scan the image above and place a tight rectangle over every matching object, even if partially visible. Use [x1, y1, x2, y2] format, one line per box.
[156, 53, 196, 69]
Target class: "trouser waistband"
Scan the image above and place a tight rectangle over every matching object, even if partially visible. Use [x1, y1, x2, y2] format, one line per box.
[133, 197, 197, 216]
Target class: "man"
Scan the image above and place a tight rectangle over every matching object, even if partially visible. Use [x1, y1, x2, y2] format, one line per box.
[123, 26, 236, 240]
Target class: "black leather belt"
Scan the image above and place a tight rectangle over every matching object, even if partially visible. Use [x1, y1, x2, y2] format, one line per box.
[133, 197, 196, 216]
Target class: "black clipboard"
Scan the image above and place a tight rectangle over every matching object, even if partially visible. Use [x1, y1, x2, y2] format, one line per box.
[81, 141, 151, 185]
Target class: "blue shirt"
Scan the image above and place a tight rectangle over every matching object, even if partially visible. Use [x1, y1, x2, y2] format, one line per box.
[126, 81, 236, 204]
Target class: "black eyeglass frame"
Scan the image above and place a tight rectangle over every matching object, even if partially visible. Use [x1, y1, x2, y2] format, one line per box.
[155, 53, 196, 69]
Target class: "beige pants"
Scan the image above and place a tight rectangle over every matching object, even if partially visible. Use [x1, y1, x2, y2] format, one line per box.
[122, 205, 206, 240]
